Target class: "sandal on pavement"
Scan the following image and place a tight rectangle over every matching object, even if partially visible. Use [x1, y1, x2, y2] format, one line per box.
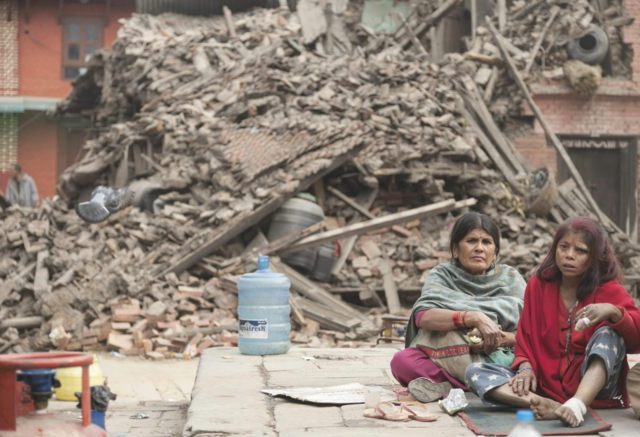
[363, 401, 411, 421]
[402, 404, 438, 422]
[408, 377, 453, 403]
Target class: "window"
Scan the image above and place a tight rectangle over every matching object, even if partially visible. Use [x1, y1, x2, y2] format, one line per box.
[61, 17, 104, 80]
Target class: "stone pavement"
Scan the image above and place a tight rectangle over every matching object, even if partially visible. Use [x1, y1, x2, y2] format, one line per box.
[184, 346, 639, 437]
[49, 352, 198, 437]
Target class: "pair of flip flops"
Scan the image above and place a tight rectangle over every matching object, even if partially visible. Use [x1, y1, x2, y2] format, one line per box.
[363, 401, 438, 422]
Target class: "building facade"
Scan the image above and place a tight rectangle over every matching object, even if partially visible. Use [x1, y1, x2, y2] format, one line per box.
[0, 0, 134, 198]
[512, 1, 640, 238]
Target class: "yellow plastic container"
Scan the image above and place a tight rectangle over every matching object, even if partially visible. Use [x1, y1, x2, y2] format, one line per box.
[54, 354, 105, 401]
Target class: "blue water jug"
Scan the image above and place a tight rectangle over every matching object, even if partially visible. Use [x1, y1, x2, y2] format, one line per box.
[238, 255, 291, 355]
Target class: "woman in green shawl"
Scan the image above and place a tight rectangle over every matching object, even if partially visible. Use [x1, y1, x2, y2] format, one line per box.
[390, 212, 526, 402]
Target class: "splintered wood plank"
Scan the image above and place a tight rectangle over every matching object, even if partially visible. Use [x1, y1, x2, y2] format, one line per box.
[293, 296, 361, 332]
[33, 250, 50, 297]
[159, 146, 360, 276]
[271, 258, 368, 323]
[487, 20, 607, 225]
[281, 199, 476, 253]
[377, 258, 401, 315]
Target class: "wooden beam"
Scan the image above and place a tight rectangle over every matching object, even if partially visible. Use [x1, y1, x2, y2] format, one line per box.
[460, 76, 527, 177]
[280, 198, 476, 254]
[313, 179, 326, 209]
[486, 21, 607, 224]
[378, 258, 401, 315]
[222, 6, 237, 39]
[33, 250, 50, 297]
[391, 11, 428, 56]
[329, 286, 422, 295]
[271, 258, 368, 323]
[0, 316, 44, 330]
[460, 105, 518, 187]
[293, 297, 361, 332]
[512, 0, 543, 20]
[326, 186, 410, 237]
[158, 147, 361, 276]
[463, 52, 503, 67]
[524, 7, 559, 75]
[330, 188, 378, 275]
[243, 222, 324, 262]
[483, 66, 499, 102]
[289, 294, 306, 326]
[497, 0, 507, 32]
[398, 0, 462, 50]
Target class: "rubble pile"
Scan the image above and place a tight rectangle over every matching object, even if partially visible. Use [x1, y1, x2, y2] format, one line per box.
[382, 0, 633, 119]
[483, 0, 632, 117]
[1, 3, 639, 357]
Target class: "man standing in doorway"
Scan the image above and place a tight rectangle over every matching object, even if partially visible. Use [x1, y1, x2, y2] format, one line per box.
[5, 163, 39, 207]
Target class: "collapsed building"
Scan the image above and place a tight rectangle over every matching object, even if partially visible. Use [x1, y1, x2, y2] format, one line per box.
[1, 0, 640, 358]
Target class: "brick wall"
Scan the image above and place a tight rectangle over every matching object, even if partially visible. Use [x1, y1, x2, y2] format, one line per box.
[11, 0, 135, 198]
[0, 114, 18, 174]
[0, 0, 19, 95]
[17, 113, 58, 199]
[18, 0, 135, 97]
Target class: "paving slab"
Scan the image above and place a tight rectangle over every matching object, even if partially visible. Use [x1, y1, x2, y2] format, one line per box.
[185, 346, 640, 437]
[184, 346, 475, 437]
[183, 351, 274, 437]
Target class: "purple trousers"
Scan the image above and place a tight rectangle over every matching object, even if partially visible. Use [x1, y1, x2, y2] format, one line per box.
[390, 347, 468, 388]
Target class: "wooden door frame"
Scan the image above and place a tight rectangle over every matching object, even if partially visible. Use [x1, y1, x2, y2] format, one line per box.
[558, 135, 637, 239]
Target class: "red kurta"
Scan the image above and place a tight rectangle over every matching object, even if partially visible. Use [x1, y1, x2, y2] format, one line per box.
[513, 276, 640, 408]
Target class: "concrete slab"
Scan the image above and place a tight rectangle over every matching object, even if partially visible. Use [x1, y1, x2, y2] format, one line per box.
[184, 347, 477, 436]
[183, 350, 274, 437]
[98, 352, 198, 403]
[184, 347, 639, 437]
[275, 403, 343, 432]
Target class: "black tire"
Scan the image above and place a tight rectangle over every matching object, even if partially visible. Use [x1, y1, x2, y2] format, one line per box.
[567, 25, 609, 65]
[287, 0, 298, 12]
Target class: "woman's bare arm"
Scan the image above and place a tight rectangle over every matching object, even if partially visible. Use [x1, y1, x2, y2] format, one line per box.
[418, 308, 459, 331]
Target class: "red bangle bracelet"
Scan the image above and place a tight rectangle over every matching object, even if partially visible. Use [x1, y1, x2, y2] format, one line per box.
[452, 311, 464, 328]
[462, 311, 469, 328]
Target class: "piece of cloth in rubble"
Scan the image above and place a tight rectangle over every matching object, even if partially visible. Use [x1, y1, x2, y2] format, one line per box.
[403, 262, 525, 381]
[405, 262, 526, 348]
[513, 276, 640, 408]
[5, 174, 38, 207]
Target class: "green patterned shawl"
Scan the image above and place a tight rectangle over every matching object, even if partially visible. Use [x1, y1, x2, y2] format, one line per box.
[405, 262, 526, 348]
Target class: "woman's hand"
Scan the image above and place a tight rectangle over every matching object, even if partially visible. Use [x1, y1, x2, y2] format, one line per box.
[508, 364, 537, 396]
[467, 330, 515, 353]
[466, 312, 502, 353]
[498, 331, 516, 348]
[575, 303, 622, 331]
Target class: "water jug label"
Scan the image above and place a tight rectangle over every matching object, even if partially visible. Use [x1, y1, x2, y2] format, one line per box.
[239, 319, 268, 339]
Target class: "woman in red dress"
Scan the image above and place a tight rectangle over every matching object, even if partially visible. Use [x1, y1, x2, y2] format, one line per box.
[466, 217, 640, 427]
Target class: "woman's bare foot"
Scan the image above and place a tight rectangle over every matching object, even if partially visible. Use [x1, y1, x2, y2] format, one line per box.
[529, 395, 561, 420]
[554, 405, 581, 428]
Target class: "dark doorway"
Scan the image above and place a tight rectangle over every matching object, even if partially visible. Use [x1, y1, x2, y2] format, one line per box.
[557, 137, 637, 237]
[58, 121, 88, 176]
